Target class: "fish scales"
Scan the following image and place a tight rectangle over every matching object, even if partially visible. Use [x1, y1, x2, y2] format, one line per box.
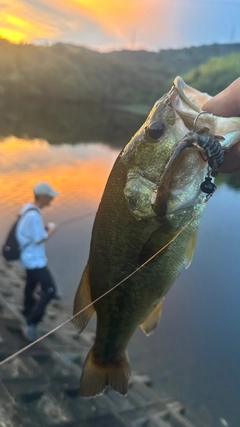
[73, 76, 240, 397]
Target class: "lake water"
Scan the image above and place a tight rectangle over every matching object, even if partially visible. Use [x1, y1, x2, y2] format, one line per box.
[0, 102, 240, 427]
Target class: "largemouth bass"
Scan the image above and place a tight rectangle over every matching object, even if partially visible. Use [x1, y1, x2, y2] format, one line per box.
[73, 76, 240, 397]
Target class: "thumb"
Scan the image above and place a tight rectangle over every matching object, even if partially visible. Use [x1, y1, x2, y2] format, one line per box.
[203, 78, 240, 117]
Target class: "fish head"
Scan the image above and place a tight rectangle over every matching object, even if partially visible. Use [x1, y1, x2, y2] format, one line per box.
[121, 79, 207, 219]
[121, 77, 240, 219]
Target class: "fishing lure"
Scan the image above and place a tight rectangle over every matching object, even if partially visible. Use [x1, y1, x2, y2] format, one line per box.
[181, 129, 224, 176]
[191, 111, 225, 197]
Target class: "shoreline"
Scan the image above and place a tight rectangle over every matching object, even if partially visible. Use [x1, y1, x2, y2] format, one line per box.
[0, 255, 199, 427]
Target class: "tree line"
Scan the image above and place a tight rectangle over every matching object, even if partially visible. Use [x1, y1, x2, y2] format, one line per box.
[0, 38, 240, 106]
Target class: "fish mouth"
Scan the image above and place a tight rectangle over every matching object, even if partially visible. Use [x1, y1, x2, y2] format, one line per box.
[172, 76, 208, 113]
[125, 76, 240, 220]
[150, 76, 240, 218]
[170, 76, 240, 150]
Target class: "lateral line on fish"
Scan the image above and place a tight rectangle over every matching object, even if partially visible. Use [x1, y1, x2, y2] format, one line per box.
[0, 205, 205, 367]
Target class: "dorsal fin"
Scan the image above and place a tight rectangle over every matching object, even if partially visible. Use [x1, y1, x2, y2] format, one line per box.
[73, 263, 95, 332]
[185, 230, 198, 269]
[140, 299, 164, 336]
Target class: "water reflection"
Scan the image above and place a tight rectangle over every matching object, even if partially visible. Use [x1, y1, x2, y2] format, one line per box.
[1, 114, 240, 426]
[0, 136, 120, 306]
[216, 172, 240, 191]
[0, 99, 146, 146]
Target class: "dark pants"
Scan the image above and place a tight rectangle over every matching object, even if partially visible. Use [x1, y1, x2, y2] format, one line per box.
[23, 266, 56, 325]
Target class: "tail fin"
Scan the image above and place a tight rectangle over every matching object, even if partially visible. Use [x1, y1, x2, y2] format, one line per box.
[79, 347, 131, 397]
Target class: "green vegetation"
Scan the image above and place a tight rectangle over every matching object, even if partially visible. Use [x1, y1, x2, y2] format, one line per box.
[183, 52, 240, 96]
[0, 38, 240, 106]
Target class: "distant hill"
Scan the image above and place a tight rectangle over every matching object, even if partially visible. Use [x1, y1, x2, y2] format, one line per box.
[0, 39, 240, 106]
[183, 52, 240, 95]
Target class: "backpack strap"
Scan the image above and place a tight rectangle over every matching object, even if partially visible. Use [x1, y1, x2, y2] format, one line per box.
[18, 206, 41, 219]
[18, 207, 42, 251]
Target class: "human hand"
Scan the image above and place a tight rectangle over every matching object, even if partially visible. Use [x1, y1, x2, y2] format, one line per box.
[202, 78, 240, 179]
[46, 221, 57, 234]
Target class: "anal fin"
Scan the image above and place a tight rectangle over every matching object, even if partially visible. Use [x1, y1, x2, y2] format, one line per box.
[140, 299, 164, 336]
[73, 263, 95, 332]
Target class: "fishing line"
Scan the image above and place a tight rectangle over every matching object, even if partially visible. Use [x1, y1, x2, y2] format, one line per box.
[0, 203, 205, 368]
[0, 211, 95, 262]
[57, 212, 95, 228]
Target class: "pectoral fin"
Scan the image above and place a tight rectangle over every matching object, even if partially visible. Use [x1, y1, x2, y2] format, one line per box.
[185, 230, 198, 269]
[73, 263, 95, 332]
[138, 224, 180, 265]
[140, 299, 164, 336]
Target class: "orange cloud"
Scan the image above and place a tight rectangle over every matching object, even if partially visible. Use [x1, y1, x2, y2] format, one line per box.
[0, 0, 181, 49]
[62, 0, 146, 33]
[0, 0, 60, 43]
[50, 0, 173, 47]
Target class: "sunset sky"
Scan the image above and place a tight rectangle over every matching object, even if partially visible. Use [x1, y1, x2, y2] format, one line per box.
[0, 0, 239, 52]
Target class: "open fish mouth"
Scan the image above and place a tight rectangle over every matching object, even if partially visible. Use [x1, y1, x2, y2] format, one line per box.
[151, 77, 240, 217]
[122, 76, 240, 220]
[170, 76, 240, 150]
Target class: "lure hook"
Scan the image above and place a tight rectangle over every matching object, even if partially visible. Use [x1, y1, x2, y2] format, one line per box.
[193, 111, 212, 132]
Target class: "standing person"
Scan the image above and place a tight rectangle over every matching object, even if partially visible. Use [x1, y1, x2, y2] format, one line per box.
[16, 182, 59, 341]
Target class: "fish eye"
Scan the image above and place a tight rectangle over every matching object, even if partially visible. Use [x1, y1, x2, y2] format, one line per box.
[147, 121, 165, 140]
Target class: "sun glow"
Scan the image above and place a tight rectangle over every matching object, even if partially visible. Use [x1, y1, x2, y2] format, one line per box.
[0, 27, 25, 43]
[0, 0, 176, 49]
[0, 2, 59, 44]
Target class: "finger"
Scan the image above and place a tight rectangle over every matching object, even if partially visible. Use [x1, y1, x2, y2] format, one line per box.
[203, 78, 240, 117]
[219, 142, 240, 173]
[202, 78, 240, 177]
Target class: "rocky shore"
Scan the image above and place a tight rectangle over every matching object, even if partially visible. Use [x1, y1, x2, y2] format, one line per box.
[0, 256, 198, 427]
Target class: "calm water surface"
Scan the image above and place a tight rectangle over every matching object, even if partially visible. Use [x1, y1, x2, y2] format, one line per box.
[1, 103, 240, 427]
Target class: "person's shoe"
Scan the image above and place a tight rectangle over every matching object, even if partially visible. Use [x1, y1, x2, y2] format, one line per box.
[21, 324, 37, 342]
